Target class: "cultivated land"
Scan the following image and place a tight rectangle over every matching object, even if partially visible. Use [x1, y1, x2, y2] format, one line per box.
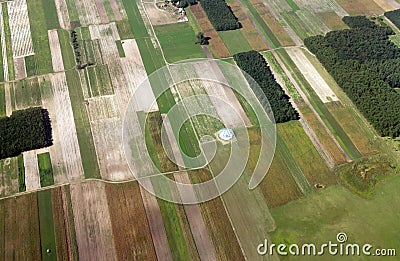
[1, 0, 399, 260]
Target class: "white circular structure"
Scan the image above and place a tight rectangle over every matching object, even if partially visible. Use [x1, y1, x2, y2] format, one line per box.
[218, 128, 235, 141]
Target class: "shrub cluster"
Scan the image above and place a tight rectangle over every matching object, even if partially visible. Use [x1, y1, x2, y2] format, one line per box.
[233, 51, 299, 123]
[0, 107, 53, 159]
[304, 16, 400, 137]
[200, 0, 240, 31]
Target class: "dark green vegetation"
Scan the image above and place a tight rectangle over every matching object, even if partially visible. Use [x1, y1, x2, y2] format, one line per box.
[233, 50, 299, 123]
[200, 0, 240, 31]
[385, 8, 400, 29]
[116, 40, 126, 58]
[0, 107, 52, 159]
[41, 0, 60, 29]
[17, 155, 26, 192]
[153, 23, 206, 63]
[285, 0, 300, 11]
[37, 152, 54, 187]
[305, 16, 400, 137]
[37, 190, 57, 261]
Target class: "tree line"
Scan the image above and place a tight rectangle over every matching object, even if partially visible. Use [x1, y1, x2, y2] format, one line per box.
[199, 0, 240, 31]
[304, 16, 400, 137]
[0, 107, 53, 159]
[233, 50, 299, 123]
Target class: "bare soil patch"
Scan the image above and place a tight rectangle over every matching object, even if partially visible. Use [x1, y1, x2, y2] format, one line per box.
[13, 56, 26, 79]
[23, 150, 40, 191]
[48, 30, 65, 72]
[144, 3, 179, 25]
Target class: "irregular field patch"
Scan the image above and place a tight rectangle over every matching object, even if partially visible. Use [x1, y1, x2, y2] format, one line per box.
[335, 0, 384, 15]
[317, 11, 349, 30]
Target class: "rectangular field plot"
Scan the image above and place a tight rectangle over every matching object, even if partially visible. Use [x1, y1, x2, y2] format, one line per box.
[154, 23, 206, 63]
[335, 0, 384, 15]
[218, 29, 253, 55]
[0, 157, 19, 197]
[7, 0, 34, 57]
[11, 77, 42, 110]
[317, 11, 348, 30]
[37, 152, 54, 187]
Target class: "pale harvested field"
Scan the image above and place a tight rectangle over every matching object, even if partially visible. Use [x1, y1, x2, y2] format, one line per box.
[54, 0, 71, 29]
[105, 182, 157, 260]
[109, 0, 123, 20]
[193, 62, 251, 128]
[373, 0, 400, 11]
[138, 179, 173, 261]
[109, 22, 120, 40]
[7, 0, 34, 57]
[294, 0, 349, 16]
[48, 30, 65, 72]
[49, 73, 84, 181]
[296, 9, 330, 35]
[94, 0, 109, 23]
[74, 0, 102, 25]
[13, 56, 26, 79]
[286, 48, 338, 103]
[144, 3, 179, 25]
[121, 39, 158, 112]
[23, 150, 40, 191]
[0, 7, 9, 81]
[4, 83, 12, 116]
[87, 96, 132, 181]
[70, 181, 116, 261]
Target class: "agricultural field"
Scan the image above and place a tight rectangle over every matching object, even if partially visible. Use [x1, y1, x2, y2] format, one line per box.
[1, 0, 399, 260]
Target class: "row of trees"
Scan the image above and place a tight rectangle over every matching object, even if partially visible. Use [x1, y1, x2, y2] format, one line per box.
[171, 0, 196, 8]
[0, 107, 53, 159]
[233, 51, 299, 123]
[385, 9, 400, 29]
[200, 0, 240, 31]
[304, 16, 400, 137]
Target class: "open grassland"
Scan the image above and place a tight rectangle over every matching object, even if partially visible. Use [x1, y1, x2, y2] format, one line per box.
[188, 168, 246, 260]
[276, 48, 362, 160]
[278, 121, 336, 185]
[189, 4, 231, 58]
[317, 11, 349, 30]
[154, 23, 206, 63]
[227, 1, 269, 51]
[335, 0, 384, 15]
[41, 0, 61, 29]
[1, 193, 41, 260]
[37, 189, 57, 261]
[0, 157, 18, 197]
[270, 174, 400, 261]
[57, 29, 76, 70]
[11, 78, 42, 110]
[26, 0, 53, 75]
[298, 100, 347, 164]
[65, 70, 101, 179]
[219, 29, 253, 55]
[105, 182, 158, 260]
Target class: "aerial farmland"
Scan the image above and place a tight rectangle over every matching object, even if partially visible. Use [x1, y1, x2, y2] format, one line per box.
[0, 0, 400, 260]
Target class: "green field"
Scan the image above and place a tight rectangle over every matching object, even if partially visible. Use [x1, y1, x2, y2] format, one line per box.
[276, 48, 362, 159]
[58, 29, 76, 70]
[270, 174, 400, 260]
[116, 40, 126, 57]
[285, 0, 300, 11]
[64, 70, 101, 179]
[41, 0, 60, 29]
[37, 152, 54, 187]
[0, 157, 18, 197]
[219, 29, 253, 55]
[0, 83, 5, 117]
[37, 190, 57, 261]
[25, 55, 37, 77]
[12, 78, 42, 109]
[116, 20, 134, 40]
[2, 4, 14, 81]
[26, 0, 53, 75]
[65, 0, 79, 26]
[154, 23, 206, 63]
[281, 11, 310, 40]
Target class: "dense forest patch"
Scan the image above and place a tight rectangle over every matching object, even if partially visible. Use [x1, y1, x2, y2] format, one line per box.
[199, 0, 240, 31]
[0, 107, 53, 159]
[385, 9, 400, 29]
[233, 50, 299, 123]
[305, 16, 400, 137]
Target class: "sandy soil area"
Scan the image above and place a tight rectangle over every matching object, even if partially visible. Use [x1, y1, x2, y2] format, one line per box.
[143, 3, 179, 25]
